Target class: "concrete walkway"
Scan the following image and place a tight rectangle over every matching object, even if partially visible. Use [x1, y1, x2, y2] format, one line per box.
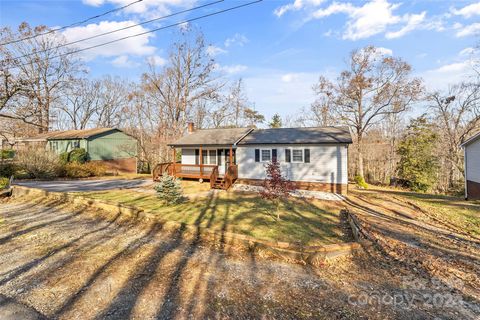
[14, 179, 153, 192]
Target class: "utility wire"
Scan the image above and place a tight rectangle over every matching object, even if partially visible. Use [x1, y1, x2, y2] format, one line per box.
[0, 0, 144, 46]
[11, 0, 224, 61]
[7, 0, 262, 70]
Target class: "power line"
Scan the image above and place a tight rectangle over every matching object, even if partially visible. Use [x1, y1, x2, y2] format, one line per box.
[7, 0, 263, 71]
[11, 0, 224, 61]
[0, 0, 144, 46]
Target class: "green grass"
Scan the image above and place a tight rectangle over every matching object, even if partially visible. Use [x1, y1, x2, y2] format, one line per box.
[376, 187, 480, 236]
[79, 187, 346, 246]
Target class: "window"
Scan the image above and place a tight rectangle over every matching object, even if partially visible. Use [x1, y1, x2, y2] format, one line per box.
[73, 140, 80, 148]
[261, 149, 271, 162]
[209, 150, 217, 165]
[292, 149, 303, 162]
[201, 149, 217, 165]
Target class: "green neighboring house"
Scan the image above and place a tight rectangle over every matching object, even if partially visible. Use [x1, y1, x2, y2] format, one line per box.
[18, 128, 138, 173]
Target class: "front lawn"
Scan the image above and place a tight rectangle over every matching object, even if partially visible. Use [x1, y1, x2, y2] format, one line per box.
[358, 186, 480, 236]
[79, 186, 347, 246]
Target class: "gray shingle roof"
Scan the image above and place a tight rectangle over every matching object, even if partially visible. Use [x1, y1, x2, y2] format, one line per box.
[169, 127, 253, 147]
[238, 126, 352, 145]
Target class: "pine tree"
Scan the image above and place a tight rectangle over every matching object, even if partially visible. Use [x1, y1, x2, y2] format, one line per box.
[269, 113, 282, 128]
[397, 116, 439, 192]
[154, 175, 184, 204]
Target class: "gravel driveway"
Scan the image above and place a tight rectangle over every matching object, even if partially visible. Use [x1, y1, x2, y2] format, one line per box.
[14, 179, 153, 192]
[0, 195, 476, 319]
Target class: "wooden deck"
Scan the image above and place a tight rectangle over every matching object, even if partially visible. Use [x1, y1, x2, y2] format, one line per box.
[152, 163, 238, 190]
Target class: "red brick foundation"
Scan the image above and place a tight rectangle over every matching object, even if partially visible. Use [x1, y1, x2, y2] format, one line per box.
[91, 158, 137, 174]
[467, 180, 480, 200]
[236, 178, 348, 195]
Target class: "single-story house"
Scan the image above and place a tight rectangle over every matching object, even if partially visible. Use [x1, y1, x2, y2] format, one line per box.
[160, 123, 352, 194]
[17, 128, 138, 173]
[461, 132, 480, 200]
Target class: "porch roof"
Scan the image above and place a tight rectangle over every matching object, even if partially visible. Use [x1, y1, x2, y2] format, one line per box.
[169, 127, 253, 147]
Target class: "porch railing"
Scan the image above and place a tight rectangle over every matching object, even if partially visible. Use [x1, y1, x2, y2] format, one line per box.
[210, 166, 219, 189]
[223, 164, 238, 190]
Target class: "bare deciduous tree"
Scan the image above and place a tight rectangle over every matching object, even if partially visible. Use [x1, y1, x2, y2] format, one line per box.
[312, 46, 423, 178]
[429, 82, 480, 189]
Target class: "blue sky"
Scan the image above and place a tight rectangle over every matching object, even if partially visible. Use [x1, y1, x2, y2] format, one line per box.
[1, 0, 479, 120]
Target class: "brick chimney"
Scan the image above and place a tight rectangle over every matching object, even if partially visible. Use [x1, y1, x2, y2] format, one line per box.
[187, 122, 195, 134]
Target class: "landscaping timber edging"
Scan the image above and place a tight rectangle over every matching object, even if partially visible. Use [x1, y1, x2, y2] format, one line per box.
[0, 187, 13, 198]
[10, 185, 362, 266]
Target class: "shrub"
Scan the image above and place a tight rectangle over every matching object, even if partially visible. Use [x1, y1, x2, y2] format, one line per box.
[155, 175, 184, 205]
[354, 175, 369, 189]
[0, 162, 17, 178]
[0, 149, 15, 159]
[15, 149, 64, 179]
[0, 177, 9, 189]
[59, 151, 69, 164]
[69, 148, 88, 163]
[64, 162, 107, 178]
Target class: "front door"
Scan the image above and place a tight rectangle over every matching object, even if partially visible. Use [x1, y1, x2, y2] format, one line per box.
[217, 149, 225, 175]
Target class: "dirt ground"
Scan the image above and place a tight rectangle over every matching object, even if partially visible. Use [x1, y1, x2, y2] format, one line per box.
[0, 192, 479, 319]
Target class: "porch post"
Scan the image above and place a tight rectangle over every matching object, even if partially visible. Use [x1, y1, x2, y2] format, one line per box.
[199, 145, 203, 177]
[229, 145, 233, 166]
[172, 148, 176, 176]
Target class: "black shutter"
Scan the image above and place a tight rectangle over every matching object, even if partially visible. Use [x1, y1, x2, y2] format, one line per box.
[195, 149, 199, 165]
[285, 149, 291, 163]
[255, 149, 260, 162]
[272, 149, 277, 162]
[304, 149, 310, 163]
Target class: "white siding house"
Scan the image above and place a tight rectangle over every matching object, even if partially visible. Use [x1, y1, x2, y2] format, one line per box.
[236, 145, 348, 185]
[462, 132, 480, 200]
[169, 125, 352, 194]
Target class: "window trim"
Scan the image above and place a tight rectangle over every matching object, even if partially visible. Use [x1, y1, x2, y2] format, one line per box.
[286, 147, 305, 163]
[260, 149, 272, 162]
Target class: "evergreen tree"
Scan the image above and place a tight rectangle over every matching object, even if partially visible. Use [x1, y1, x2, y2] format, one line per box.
[397, 116, 439, 192]
[154, 175, 184, 204]
[269, 113, 282, 128]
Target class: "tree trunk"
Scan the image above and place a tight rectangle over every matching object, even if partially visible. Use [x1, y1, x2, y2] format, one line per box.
[357, 136, 364, 178]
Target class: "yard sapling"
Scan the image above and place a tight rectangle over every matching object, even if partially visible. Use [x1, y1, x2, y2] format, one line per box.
[260, 160, 293, 220]
[155, 175, 184, 205]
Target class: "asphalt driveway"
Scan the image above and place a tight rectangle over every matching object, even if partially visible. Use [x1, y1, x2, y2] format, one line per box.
[14, 179, 153, 192]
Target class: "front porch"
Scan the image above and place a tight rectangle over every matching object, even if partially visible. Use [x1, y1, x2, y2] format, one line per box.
[153, 146, 238, 190]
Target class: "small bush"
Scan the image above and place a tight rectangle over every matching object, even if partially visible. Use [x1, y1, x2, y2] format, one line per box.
[0, 177, 9, 189]
[59, 151, 69, 164]
[0, 162, 16, 178]
[0, 149, 15, 159]
[64, 162, 107, 178]
[16, 149, 64, 179]
[154, 175, 184, 205]
[354, 175, 368, 189]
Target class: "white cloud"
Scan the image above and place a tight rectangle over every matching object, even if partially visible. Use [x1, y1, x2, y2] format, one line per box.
[456, 22, 480, 37]
[147, 55, 167, 66]
[214, 64, 247, 74]
[111, 55, 140, 68]
[274, 0, 325, 17]
[459, 47, 476, 56]
[63, 21, 156, 61]
[206, 45, 227, 56]
[451, 2, 480, 18]
[224, 33, 249, 47]
[422, 60, 473, 89]
[281, 73, 302, 82]
[375, 47, 393, 55]
[82, 0, 196, 19]
[276, 0, 443, 40]
[386, 12, 426, 39]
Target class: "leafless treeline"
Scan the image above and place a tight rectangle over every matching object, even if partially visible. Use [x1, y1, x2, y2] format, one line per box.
[0, 23, 264, 171]
[1, 23, 479, 192]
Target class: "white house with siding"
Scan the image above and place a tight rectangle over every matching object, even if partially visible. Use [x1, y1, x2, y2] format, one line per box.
[166, 124, 352, 194]
[461, 132, 480, 200]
